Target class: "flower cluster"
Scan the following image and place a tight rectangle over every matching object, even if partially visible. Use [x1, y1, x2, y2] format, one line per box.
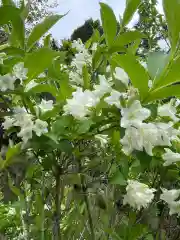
[0, 62, 28, 91]
[160, 188, 180, 216]
[2, 107, 48, 144]
[123, 180, 156, 210]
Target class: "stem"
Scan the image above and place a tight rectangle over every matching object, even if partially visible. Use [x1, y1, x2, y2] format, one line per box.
[41, 172, 45, 240]
[53, 167, 61, 240]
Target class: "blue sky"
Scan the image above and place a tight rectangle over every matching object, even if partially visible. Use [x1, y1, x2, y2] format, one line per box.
[50, 0, 163, 40]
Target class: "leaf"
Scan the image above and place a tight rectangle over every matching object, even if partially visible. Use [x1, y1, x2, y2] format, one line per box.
[163, 0, 180, 52]
[27, 15, 64, 51]
[6, 144, 20, 162]
[24, 48, 59, 78]
[82, 65, 90, 89]
[100, 3, 117, 46]
[76, 119, 94, 134]
[28, 84, 58, 98]
[58, 140, 73, 154]
[0, 46, 25, 56]
[122, 0, 141, 27]
[155, 56, 180, 88]
[112, 54, 149, 99]
[147, 51, 169, 81]
[109, 171, 127, 185]
[0, 6, 25, 48]
[145, 85, 180, 102]
[113, 31, 145, 48]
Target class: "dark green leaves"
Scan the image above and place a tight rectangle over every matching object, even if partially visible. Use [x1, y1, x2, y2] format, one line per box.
[100, 3, 117, 46]
[122, 0, 141, 27]
[163, 0, 180, 52]
[109, 170, 127, 185]
[24, 48, 59, 78]
[0, 6, 24, 48]
[27, 15, 64, 51]
[112, 53, 149, 99]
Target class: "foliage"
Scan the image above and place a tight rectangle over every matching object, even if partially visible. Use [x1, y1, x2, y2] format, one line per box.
[0, 0, 180, 240]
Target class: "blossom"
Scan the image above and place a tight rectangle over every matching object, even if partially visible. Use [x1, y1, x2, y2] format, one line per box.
[39, 99, 54, 112]
[0, 52, 6, 64]
[160, 188, 180, 216]
[160, 188, 180, 204]
[0, 74, 16, 91]
[175, 98, 180, 108]
[12, 62, 28, 83]
[95, 134, 109, 147]
[72, 39, 85, 52]
[33, 119, 48, 136]
[114, 67, 129, 87]
[148, 80, 153, 88]
[17, 124, 34, 144]
[104, 90, 122, 108]
[71, 52, 92, 70]
[123, 180, 156, 210]
[91, 43, 97, 51]
[2, 116, 15, 129]
[158, 101, 179, 122]
[63, 87, 99, 119]
[162, 148, 180, 166]
[121, 100, 151, 128]
[121, 123, 158, 155]
[69, 71, 83, 85]
[93, 75, 112, 98]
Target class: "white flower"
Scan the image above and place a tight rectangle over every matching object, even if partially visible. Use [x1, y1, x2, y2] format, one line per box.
[7, 207, 16, 216]
[95, 134, 109, 147]
[104, 90, 122, 108]
[63, 87, 99, 119]
[24, 80, 38, 92]
[114, 67, 129, 87]
[121, 100, 151, 128]
[160, 188, 180, 216]
[39, 99, 53, 112]
[71, 52, 92, 70]
[2, 116, 15, 129]
[162, 148, 180, 166]
[91, 43, 97, 51]
[72, 39, 85, 52]
[123, 180, 156, 210]
[69, 71, 83, 85]
[17, 126, 33, 144]
[160, 188, 180, 204]
[93, 75, 112, 98]
[12, 62, 28, 83]
[121, 123, 158, 155]
[158, 101, 179, 122]
[33, 119, 48, 136]
[0, 74, 16, 91]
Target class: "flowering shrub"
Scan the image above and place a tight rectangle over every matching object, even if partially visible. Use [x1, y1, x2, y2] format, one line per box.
[0, 0, 180, 239]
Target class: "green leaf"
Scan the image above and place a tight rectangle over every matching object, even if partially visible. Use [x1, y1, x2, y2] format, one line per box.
[122, 0, 141, 27]
[24, 48, 59, 78]
[163, 0, 180, 52]
[113, 31, 145, 48]
[109, 170, 127, 185]
[147, 51, 169, 81]
[76, 119, 94, 134]
[0, 46, 25, 57]
[6, 144, 20, 162]
[27, 15, 64, 51]
[145, 85, 180, 102]
[82, 65, 90, 89]
[27, 84, 58, 98]
[112, 53, 149, 99]
[100, 3, 117, 46]
[0, 6, 25, 48]
[155, 56, 180, 88]
[58, 140, 73, 154]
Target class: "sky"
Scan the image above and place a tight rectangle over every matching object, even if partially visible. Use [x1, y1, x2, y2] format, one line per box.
[50, 0, 163, 41]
